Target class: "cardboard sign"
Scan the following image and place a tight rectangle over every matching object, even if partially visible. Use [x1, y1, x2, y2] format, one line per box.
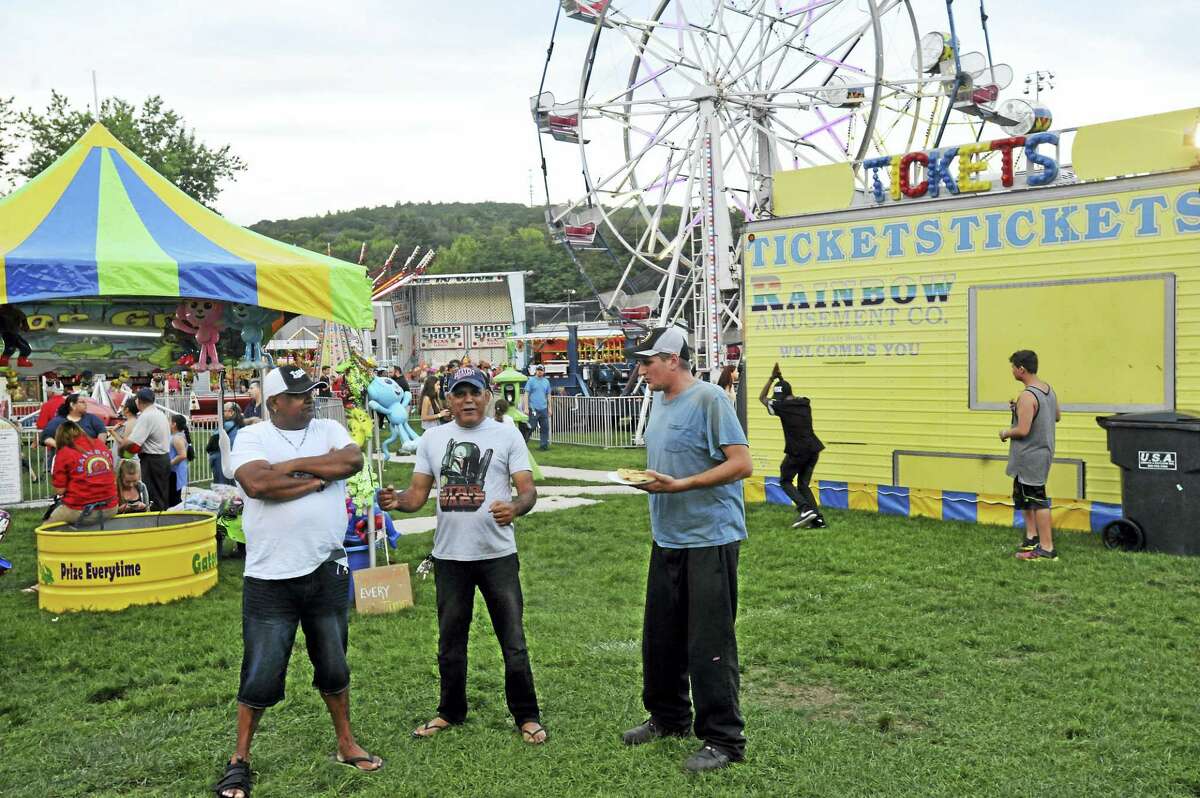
[0, 418, 22, 505]
[353, 563, 414, 614]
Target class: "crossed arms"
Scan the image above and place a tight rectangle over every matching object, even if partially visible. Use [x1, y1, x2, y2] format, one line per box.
[234, 445, 363, 501]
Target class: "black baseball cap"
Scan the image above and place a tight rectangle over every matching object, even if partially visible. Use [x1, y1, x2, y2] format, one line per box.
[136, 387, 156, 402]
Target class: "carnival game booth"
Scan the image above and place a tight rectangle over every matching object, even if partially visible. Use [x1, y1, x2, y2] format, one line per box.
[741, 107, 1200, 536]
[36, 512, 218, 613]
[1, 123, 373, 606]
[510, 322, 632, 395]
[385, 271, 527, 370]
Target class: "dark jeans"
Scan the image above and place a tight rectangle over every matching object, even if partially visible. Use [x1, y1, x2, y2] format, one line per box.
[643, 541, 745, 759]
[238, 560, 351, 709]
[529, 408, 550, 449]
[2, 330, 31, 358]
[433, 553, 540, 725]
[209, 452, 232, 485]
[780, 451, 821, 515]
[138, 452, 172, 511]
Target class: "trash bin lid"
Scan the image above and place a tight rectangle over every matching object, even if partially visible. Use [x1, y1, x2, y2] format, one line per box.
[1096, 411, 1200, 432]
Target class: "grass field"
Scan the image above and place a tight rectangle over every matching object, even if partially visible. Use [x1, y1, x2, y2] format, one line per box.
[3, 481, 1199, 796]
[526, 443, 647, 471]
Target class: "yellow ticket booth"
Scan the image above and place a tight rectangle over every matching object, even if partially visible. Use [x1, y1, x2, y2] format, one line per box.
[36, 512, 219, 613]
[743, 107, 1200, 532]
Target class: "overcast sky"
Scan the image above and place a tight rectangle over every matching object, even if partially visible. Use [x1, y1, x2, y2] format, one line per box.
[1, 0, 1195, 225]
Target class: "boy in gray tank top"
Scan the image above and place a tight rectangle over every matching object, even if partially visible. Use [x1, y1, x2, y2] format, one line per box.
[999, 350, 1061, 561]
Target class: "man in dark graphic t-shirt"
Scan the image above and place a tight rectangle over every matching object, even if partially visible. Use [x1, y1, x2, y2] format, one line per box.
[379, 366, 546, 745]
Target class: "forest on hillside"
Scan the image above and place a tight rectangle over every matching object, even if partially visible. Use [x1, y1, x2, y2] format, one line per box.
[249, 201, 683, 305]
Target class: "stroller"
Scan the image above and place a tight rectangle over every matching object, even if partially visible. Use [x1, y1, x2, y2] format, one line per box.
[214, 496, 246, 559]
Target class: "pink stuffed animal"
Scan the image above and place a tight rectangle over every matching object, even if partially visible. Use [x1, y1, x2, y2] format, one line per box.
[171, 300, 226, 372]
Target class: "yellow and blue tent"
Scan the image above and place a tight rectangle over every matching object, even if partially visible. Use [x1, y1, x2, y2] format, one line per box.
[0, 123, 372, 328]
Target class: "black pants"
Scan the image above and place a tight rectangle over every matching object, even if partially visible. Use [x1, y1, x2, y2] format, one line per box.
[433, 553, 540, 726]
[643, 541, 745, 759]
[1, 331, 30, 358]
[780, 451, 821, 515]
[139, 452, 172, 511]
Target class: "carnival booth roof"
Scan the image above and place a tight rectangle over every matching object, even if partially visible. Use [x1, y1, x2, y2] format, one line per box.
[0, 123, 372, 327]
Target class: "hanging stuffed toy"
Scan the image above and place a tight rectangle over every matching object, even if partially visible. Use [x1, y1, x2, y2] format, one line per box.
[171, 300, 226, 372]
[0, 305, 33, 368]
[228, 303, 278, 368]
[366, 376, 420, 456]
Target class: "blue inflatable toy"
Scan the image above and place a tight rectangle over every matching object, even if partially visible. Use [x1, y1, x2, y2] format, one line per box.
[228, 303, 278, 368]
[366, 376, 420, 456]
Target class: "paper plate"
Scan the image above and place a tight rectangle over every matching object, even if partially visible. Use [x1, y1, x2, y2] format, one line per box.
[607, 470, 654, 486]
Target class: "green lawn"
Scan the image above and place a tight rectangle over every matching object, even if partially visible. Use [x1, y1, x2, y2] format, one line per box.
[2, 499, 1198, 797]
[528, 443, 647, 471]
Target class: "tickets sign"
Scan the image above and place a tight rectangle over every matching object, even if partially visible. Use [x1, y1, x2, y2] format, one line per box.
[421, 325, 466, 350]
[470, 323, 513, 348]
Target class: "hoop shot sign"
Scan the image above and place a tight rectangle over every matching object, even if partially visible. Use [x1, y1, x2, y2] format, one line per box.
[421, 325, 466, 350]
[471, 323, 513, 349]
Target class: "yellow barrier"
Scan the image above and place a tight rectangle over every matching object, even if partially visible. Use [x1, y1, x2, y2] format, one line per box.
[36, 512, 218, 613]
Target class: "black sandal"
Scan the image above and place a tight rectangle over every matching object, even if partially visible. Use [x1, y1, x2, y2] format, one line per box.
[520, 722, 549, 745]
[334, 753, 384, 772]
[214, 757, 252, 798]
[411, 718, 452, 739]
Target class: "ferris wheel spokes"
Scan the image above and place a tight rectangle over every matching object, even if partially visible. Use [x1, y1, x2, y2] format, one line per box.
[539, 0, 939, 380]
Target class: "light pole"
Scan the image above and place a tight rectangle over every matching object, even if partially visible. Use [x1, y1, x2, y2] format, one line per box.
[1023, 70, 1055, 102]
[565, 289, 576, 325]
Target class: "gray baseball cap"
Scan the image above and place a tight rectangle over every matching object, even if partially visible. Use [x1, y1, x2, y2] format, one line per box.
[634, 326, 691, 360]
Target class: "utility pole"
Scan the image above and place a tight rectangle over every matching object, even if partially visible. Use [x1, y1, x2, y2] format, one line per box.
[91, 70, 100, 117]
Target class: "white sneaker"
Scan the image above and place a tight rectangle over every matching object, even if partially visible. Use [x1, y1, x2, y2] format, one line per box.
[792, 509, 818, 528]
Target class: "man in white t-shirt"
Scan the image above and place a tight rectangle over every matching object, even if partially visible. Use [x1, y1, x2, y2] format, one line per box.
[214, 367, 379, 798]
[379, 366, 545, 745]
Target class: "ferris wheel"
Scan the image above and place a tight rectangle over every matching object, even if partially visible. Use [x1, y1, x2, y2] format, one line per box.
[534, 0, 973, 377]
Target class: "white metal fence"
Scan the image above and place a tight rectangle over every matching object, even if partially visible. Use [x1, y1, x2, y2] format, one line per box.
[10, 396, 352, 508]
[12, 418, 222, 508]
[547, 394, 648, 448]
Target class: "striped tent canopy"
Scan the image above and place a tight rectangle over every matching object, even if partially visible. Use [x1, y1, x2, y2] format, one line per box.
[0, 123, 372, 328]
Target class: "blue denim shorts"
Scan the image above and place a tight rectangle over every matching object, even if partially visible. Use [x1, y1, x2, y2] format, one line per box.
[237, 560, 351, 709]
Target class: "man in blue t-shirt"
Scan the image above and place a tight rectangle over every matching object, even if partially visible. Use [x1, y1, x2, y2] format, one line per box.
[620, 327, 753, 774]
[523, 365, 552, 451]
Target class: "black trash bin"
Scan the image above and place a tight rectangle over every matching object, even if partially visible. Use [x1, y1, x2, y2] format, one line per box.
[1096, 412, 1200, 555]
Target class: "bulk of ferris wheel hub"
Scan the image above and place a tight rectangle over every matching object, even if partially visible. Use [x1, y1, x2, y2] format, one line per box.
[535, 0, 1050, 384]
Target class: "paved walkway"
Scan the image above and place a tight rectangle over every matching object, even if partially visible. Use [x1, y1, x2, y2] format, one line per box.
[390, 494, 602, 536]
[379, 454, 616, 485]
[375, 455, 637, 538]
